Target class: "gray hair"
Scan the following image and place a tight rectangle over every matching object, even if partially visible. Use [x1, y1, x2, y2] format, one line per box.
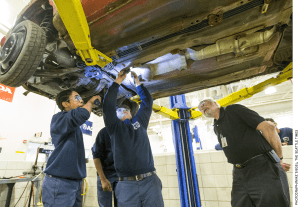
[198, 97, 220, 109]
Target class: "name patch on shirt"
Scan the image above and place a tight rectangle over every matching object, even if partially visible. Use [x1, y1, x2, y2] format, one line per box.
[132, 121, 140, 130]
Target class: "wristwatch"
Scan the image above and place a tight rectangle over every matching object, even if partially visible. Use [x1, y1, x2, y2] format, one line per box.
[280, 157, 283, 160]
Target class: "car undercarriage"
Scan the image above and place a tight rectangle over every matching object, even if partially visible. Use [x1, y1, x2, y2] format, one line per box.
[0, 0, 292, 116]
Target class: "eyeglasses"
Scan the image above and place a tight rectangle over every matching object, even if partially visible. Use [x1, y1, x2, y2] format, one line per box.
[66, 95, 82, 102]
[199, 101, 211, 111]
[117, 108, 131, 113]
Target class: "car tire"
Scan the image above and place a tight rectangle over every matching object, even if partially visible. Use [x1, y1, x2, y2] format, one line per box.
[0, 20, 46, 87]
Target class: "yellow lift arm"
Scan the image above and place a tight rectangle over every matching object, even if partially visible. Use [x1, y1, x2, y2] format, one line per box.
[131, 62, 293, 120]
[53, 0, 112, 67]
[131, 96, 180, 120]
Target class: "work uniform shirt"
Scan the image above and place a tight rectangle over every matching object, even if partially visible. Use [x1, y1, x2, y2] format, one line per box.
[214, 104, 273, 164]
[91, 127, 116, 177]
[45, 108, 90, 180]
[279, 127, 293, 145]
[103, 82, 155, 177]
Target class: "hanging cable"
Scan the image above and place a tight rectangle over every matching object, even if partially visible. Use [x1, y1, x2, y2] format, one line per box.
[81, 178, 88, 196]
[13, 182, 30, 207]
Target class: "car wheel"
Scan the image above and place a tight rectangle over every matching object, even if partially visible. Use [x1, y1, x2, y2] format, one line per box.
[0, 20, 46, 87]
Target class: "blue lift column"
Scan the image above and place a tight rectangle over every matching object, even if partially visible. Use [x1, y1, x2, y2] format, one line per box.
[193, 126, 202, 150]
[170, 95, 201, 207]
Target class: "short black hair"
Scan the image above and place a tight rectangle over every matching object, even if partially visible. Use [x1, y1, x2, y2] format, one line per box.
[265, 118, 275, 123]
[55, 89, 77, 111]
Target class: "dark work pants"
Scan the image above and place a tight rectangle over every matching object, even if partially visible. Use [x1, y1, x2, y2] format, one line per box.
[97, 173, 119, 207]
[42, 174, 82, 207]
[115, 173, 164, 207]
[231, 154, 290, 207]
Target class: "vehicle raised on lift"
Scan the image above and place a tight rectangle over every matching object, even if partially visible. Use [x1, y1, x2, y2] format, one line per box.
[0, 0, 292, 116]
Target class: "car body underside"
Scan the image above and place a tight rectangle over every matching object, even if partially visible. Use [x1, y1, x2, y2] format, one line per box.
[0, 0, 293, 116]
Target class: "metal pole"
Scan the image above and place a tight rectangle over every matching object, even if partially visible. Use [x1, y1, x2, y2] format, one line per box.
[178, 109, 196, 207]
[170, 95, 201, 207]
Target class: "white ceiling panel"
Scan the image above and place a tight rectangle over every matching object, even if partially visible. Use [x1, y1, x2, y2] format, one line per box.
[0, 0, 29, 33]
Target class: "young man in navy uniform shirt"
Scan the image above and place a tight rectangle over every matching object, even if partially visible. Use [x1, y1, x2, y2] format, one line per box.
[265, 118, 293, 145]
[92, 127, 118, 207]
[198, 98, 291, 207]
[42, 89, 101, 207]
[103, 70, 164, 207]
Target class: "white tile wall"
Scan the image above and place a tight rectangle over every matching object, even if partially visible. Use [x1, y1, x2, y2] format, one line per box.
[0, 146, 293, 207]
[160, 175, 168, 187]
[214, 175, 229, 188]
[282, 146, 293, 158]
[212, 162, 226, 175]
[166, 165, 177, 176]
[205, 201, 219, 207]
[219, 201, 231, 207]
[167, 176, 178, 188]
[209, 151, 224, 163]
[198, 152, 212, 163]
[168, 187, 180, 200]
[202, 175, 216, 188]
[166, 155, 176, 165]
[216, 188, 231, 201]
[199, 163, 213, 175]
[203, 188, 218, 200]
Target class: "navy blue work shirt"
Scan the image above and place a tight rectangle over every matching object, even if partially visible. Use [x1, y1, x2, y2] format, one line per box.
[279, 127, 293, 145]
[103, 82, 155, 177]
[45, 107, 90, 180]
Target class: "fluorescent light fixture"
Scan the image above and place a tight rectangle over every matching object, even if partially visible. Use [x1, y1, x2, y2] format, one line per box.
[264, 87, 277, 94]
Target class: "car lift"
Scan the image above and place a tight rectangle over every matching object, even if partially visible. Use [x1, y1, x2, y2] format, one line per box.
[52, 0, 112, 67]
[52, 0, 292, 206]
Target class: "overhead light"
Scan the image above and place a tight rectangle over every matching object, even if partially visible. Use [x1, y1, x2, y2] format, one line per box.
[264, 87, 277, 94]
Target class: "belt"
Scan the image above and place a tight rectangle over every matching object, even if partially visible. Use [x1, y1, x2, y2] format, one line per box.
[119, 171, 156, 181]
[234, 153, 265, 169]
[47, 174, 81, 181]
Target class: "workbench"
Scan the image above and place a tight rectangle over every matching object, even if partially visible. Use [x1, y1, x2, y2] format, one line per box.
[0, 177, 42, 207]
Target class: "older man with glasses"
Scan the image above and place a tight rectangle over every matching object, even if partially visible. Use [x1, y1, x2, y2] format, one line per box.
[198, 98, 291, 207]
[42, 89, 101, 207]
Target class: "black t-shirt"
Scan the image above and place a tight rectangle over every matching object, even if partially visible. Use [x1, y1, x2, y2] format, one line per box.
[213, 104, 273, 164]
[91, 127, 116, 176]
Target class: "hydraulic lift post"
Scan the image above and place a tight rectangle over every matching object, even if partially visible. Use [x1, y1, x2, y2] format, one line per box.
[170, 95, 201, 207]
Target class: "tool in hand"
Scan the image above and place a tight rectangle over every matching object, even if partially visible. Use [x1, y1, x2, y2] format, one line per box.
[122, 67, 131, 75]
[94, 99, 100, 106]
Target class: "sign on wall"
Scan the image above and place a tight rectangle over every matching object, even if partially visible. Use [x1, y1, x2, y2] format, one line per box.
[0, 83, 15, 102]
[80, 120, 93, 136]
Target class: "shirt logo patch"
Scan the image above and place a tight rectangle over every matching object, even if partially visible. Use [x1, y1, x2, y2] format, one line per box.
[132, 121, 140, 130]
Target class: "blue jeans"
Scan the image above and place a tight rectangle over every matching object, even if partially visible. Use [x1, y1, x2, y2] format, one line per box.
[97, 173, 119, 207]
[42, 174, 82, 207]
[115, 173, 164, 207]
